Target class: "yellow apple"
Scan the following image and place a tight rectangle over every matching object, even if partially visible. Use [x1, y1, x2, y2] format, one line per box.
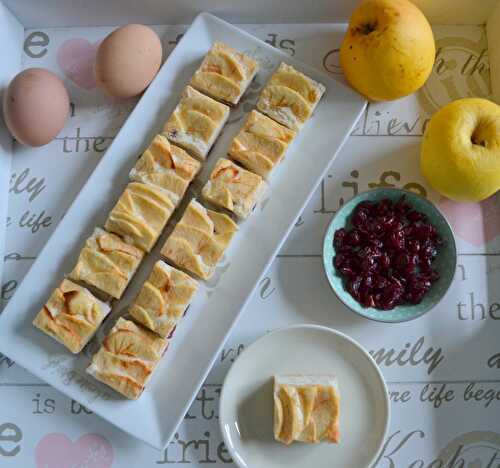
[421, 98, 500, 202]
[340, 0, 435, 101]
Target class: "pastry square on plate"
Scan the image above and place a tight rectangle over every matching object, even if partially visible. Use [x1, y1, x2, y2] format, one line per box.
[201, 158, 266, 219]
[130, 134, 201, 206]
[87, 317, 168, 400]
[257, 62, 326, 131]
[228, 110, 296, 178]
[130, 260, 199, 338]
[70, 228, 144, 300]
[161, 199, 238, 280]
[274, 374, 340, 445]
[190, 41, 259, 105]
[162, 86, 230, 160]
[105, 182, 175, 252]
[33, 279, 111, 354]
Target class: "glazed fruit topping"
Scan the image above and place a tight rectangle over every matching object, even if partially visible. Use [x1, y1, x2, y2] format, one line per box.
[333, 196, 443, 310]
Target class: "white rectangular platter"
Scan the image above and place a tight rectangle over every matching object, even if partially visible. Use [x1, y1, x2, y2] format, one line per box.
[0, 12, 365, 449]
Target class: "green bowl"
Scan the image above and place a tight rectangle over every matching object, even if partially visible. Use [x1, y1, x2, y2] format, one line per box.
[322, 188, 457, 323]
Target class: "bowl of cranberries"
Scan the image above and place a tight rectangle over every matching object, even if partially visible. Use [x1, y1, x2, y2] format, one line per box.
[323, 188, 456, 322]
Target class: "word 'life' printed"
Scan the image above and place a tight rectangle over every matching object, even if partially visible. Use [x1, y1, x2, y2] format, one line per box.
[390, 382, 500, 409]
[314, 169, 427, 215]
[8, 168, 52, 234]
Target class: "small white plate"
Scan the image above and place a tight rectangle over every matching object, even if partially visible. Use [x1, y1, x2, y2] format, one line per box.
[219, 324, 390, 468]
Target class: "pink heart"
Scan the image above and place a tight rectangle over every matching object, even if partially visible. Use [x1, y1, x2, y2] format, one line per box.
[35, 433, 114, 468]
[438, 195, 500, 246]
[57, 38, 99, 89]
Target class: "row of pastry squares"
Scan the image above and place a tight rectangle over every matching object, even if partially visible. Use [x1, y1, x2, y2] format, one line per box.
[33, 41, 326, 399]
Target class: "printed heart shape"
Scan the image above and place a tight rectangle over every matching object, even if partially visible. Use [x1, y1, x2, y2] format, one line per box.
[438, 195, 500, 246]
[35, 433, 114, 468]
[57, 38, 99, 89]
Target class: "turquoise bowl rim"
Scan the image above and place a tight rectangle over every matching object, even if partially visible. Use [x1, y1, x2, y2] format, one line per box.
[322, 187, 457, 323]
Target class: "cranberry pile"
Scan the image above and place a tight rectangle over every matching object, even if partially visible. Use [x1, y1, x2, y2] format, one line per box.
[333, 196, 443, 310]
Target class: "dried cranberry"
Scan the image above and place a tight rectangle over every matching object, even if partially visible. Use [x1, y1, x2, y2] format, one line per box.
[339, 265, 356, 277]
[399, 254, 418, 277]
[346, 229, 361, 246]
[414, 224, 436, 240]
[425, 269, 440, 282]
[373, 275, 389, 290]
[356, 200, 374, 212]
[360, 257, 376, 272]
[361, 292, 376, 308]
[348, 276, 363, 297]
[407, 211, 428, 223]
[394, 196, 411, 214]
[376, 198, 393, 215]
[358, 246, 381, 258]
[394, 252, 409, 270]
[387, 230, 405, 251]
[334, 254, 346, 269]
[352, 209, 369, 229]
[419, 256, 433, 271]
[421, 241, 438, 259]
[380, 215, 396, 230]
[334, 228, 347, 250]
[405, 291, 425, 305]
[408, 239, 420, 253]
[362, 275, 374, 289]
[370, 221, 384, 237]
[367, 238, 384, 249]
[403, 225, 414, 237]
[380, 253, 391, 269]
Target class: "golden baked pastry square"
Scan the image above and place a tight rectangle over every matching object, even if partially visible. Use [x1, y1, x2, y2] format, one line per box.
[228, 110, 296, 178]
[130, 260, 199, 338]
[202, 158, 266, 219]
[130, 134, 201, 206]
[274, 375, 340, 445]
[190, 41, 259, 105]
[105, 182, 175, 252]
[33, 279, 111, 354]
[257, 62, 326, 131]
[161, 199, 238, 280]
[87, 318, 168, 400]
[69, 228, 144, 300]
[162, 86, 230, 160]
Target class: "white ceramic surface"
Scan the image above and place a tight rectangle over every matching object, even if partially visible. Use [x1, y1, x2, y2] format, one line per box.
[219, 325, 390, 468]
[0, 13, 366, 449]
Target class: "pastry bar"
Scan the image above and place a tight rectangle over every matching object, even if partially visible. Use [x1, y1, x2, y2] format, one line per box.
[161, 199, 238, 280]
[274, 374, 340, 445]
[201, 158, 266, 219]
[87, 317, 168, 400]
[130, 134, 201, 206]
[33, 279, 111, 354]
[257, 62, 326, 131]
[130, 260, 199, 338]
[190, 41, 259, 105]
[228, 110, 296, 178]
[162, 85, 230, 160]
[105, 182, 175, 252]
[69, 228, 144, 299]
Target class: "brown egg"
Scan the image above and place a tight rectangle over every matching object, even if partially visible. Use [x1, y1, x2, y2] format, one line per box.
[95, 24, 162, 99]
[3, 68, 69, 147]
